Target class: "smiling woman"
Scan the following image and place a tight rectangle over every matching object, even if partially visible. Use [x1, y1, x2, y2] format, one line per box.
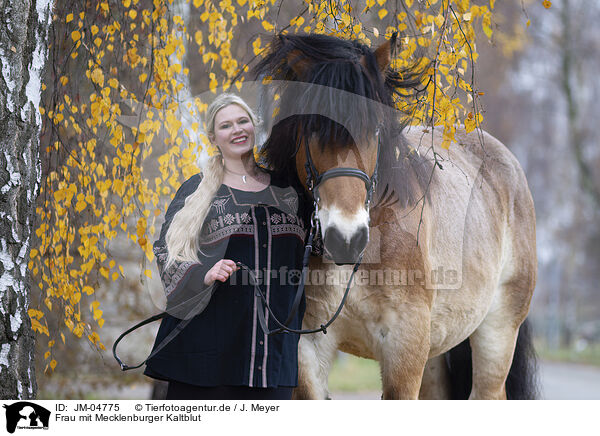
[142, 93, 311, 400]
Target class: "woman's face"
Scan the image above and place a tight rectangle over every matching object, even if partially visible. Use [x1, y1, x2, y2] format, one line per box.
[211, 104, 255, 160]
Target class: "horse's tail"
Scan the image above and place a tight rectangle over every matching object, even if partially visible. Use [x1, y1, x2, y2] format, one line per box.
[445, 318, 540, 399]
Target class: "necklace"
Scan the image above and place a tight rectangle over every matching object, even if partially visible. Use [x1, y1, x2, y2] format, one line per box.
[225, 166, 258, 184]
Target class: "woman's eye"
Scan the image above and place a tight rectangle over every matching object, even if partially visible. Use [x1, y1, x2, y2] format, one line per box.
[239, 118, 249, 124]
[220, 123, 230, 129]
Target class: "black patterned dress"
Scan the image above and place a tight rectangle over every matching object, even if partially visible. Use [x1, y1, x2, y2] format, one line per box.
[143, 169, 309, 388]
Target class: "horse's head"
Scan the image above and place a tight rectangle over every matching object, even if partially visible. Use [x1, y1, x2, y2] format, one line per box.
[254, 33, 423, 265]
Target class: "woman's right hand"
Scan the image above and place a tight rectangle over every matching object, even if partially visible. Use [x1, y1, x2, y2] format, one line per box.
[204, 259, 239, 286]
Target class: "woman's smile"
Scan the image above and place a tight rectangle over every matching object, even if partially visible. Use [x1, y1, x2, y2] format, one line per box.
[231, 135, 248, 144]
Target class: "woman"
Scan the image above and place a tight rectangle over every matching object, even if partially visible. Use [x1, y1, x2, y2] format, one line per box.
[143, 93, 309, 400]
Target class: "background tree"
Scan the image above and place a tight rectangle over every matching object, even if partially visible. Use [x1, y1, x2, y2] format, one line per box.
[471, 0, 600, 351]
[0, 0, 54, 399]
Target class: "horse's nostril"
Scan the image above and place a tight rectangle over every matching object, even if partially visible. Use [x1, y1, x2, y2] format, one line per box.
[323, 226, 368, 264]
[351, 226, 368, 252]
[323, 226, 345, 252]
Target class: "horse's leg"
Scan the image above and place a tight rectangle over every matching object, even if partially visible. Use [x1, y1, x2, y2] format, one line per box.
[375, 309, 431, 400]
[292, 333, 338, 399]
[469, 279, 532, 399]
[469, 193, 535, 399]
[419, 355, 451, 399]
[468, 313, 522, 400]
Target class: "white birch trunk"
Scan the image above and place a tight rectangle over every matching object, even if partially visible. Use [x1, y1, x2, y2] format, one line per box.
[0, 0, 53, 399]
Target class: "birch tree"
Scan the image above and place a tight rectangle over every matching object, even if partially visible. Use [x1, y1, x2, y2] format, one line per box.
[0, 0, 53, 399]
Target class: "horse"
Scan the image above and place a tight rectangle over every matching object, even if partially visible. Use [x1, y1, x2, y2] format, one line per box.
[252, 33, 538, 399]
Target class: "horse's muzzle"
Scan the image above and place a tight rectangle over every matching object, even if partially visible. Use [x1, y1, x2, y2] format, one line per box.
[323, 225, 368, 265]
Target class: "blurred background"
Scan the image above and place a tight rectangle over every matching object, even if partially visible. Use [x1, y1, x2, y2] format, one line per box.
[33, 0, 599, 399]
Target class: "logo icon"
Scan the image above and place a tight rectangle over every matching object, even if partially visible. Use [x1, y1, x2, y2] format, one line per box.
[3, 402, 50, 433]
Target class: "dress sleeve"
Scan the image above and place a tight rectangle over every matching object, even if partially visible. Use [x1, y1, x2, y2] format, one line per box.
[152, 174, 218, 320]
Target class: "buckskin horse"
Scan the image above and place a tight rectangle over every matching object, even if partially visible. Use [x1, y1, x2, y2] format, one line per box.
[252, 33, 538, 399]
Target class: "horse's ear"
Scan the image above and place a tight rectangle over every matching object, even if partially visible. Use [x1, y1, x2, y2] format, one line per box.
[373, 32, 398, 73]
[286, 49, 312, 78]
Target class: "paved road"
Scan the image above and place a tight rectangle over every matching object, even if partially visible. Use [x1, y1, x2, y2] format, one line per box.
[538, 360, 600, 400]
[331, 360, 600, 400]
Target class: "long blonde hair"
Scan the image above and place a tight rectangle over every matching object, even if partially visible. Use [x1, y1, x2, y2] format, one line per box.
[164, 93, 260, 269]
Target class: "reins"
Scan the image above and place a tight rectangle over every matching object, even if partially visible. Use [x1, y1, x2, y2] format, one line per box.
[111, 210, 362, 371]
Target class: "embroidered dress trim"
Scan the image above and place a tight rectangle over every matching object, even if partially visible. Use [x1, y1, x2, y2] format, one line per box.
[201, 224, 255, 245]
[262, 206, 273, 387]
[248, 205, 259, 387]
[153, 243, 197, 298]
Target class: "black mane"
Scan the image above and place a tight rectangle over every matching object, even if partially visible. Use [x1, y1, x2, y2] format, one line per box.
[251, 33, 431, 208]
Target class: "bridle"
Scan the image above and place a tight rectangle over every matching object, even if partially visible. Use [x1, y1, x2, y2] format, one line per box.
[112, 126, 382, 371]
[303, 126, 381, 213]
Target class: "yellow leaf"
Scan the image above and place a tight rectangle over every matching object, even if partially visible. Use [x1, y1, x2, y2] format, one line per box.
[71, 30, 81, 42]
[378, 9, 388, 20]
[144, 269, 152, 278]
[252, 37, 262, 56]
[50, 359, 57, 370]
[90, 68, 104, 87]
[483, 24, 492, 39]
[262, 21, 274, 32]
[66, 13, 73, 23]
[464, 116, 476, 133]
[542, 0, 552, 8]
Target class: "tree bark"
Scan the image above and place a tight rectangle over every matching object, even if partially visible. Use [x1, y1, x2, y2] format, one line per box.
[0, 0, 53, 399]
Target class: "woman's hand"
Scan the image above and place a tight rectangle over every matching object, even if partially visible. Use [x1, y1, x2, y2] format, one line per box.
[204, 259, 239, 286]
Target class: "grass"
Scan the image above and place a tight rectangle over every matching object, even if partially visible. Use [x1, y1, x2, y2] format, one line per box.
[328, 352, 382, 392]
[535, 342, 600, 367]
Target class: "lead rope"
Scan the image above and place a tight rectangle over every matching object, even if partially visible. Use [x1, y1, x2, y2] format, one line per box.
[237, 217, 363, 336]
